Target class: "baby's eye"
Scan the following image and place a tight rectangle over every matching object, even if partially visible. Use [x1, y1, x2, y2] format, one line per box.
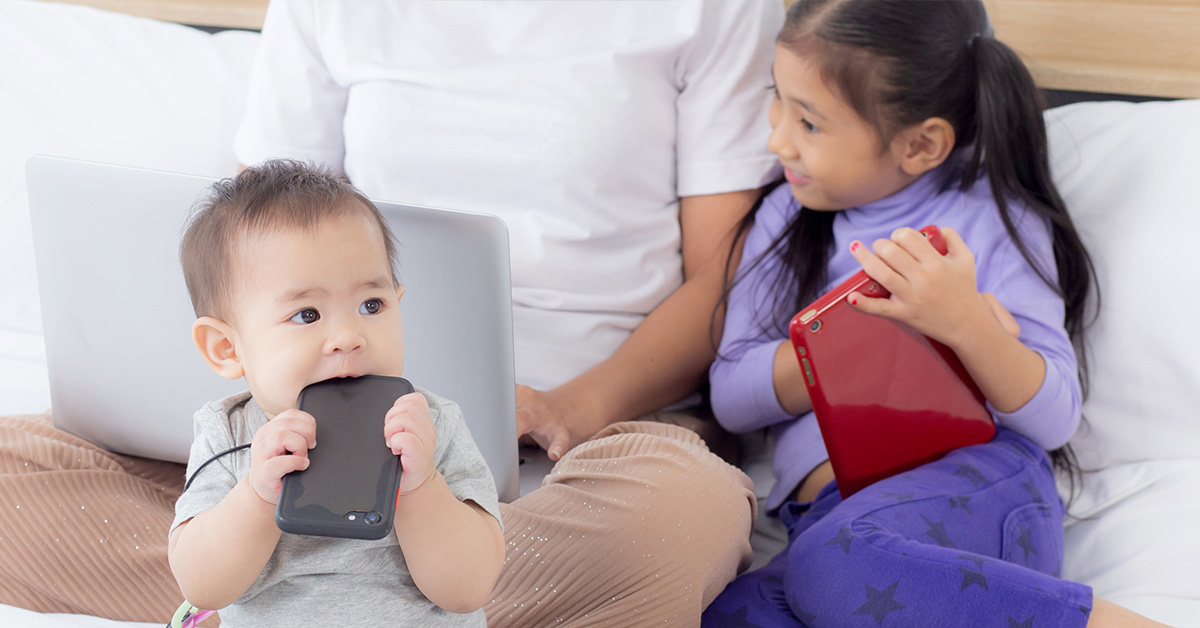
[800, 118, 818, 132]
[359, 298, 383, 315]
[290, 308, 320, 325]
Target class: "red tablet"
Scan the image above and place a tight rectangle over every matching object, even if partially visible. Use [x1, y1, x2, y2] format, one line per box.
[788, 225, 995, 498]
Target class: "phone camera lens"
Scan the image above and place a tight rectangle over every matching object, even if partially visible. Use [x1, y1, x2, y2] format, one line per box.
[365, 512, 381, 525]
[809, 320, 822, 333]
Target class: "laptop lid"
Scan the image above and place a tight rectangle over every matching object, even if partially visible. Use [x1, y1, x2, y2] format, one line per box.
[26, 155, 519, 501]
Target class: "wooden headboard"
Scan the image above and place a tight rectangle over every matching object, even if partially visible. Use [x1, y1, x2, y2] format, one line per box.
[47, 0, 268, 31]
[774, 0, 1200, 99]
[43, 0, 1200, 98]
[982, 0, 1200, 99]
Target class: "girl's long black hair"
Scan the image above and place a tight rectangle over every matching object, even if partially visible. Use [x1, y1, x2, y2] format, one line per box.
[717, 0, 1099, 493]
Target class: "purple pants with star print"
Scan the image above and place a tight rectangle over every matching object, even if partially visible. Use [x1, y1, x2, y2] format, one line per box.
[702, 428, 1094, 628]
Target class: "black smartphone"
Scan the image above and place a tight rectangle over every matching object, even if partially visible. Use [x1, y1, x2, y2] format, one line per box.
[275, 375, 413, 540]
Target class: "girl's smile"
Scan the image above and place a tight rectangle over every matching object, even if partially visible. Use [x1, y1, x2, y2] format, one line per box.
[783, 167, 811, 185]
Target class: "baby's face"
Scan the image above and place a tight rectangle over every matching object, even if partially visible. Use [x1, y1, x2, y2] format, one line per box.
[227, 214, 405, 418]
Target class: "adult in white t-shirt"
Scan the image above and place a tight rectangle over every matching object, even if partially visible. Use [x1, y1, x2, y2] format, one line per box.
[235, 1, 781, 623]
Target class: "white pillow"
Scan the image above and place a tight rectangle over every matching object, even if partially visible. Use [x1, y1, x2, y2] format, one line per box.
[0, 0, 258, 414]
[1047, 99, 1200, 625]
[1046, 99, 1200, 483]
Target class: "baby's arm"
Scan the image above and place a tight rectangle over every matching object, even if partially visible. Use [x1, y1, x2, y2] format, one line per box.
[168, 410, 316, 610]
[395, 475, 505, 613]
[384, 393, 505, 613]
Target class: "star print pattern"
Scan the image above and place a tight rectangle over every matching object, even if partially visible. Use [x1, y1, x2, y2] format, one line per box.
[922, 514, 956, 548]
[957, 554, 991, 571]
[824, 526, 854, 554]
[952, 463, 987, 488]
[1015, 525, 1037, 562]
[701, 432, 1091, 628]
[852, 581, 906, 624]
[1020, 479, 1043, 502]
[958, 566, 989, 591]
[1008, 614, 1035, 628]
[948, 495, 973, 514]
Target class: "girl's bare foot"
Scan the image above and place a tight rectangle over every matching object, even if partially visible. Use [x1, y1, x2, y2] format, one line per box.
[1088, 597, 1174, 628]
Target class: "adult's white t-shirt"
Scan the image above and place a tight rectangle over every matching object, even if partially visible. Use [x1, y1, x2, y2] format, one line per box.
[234, 0, 783, 391]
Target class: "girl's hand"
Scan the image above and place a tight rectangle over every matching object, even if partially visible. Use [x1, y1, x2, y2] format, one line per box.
[847, 227, 996, 349]
[384, 392, 438, 494]
[981, 292, 1021, 339]
[248, 409, 316, 505]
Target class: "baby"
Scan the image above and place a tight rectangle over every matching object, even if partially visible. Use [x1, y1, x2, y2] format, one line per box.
[167, 160, 504, 627]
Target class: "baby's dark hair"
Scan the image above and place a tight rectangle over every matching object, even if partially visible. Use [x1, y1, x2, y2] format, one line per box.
[180, 159, 399, 321]
[718, 0, 1099, 488]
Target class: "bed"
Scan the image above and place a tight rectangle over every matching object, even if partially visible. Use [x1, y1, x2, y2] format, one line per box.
[1, 0, 1198, 626]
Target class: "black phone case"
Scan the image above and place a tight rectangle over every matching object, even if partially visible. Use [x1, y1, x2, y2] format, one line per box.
[275, 375, 413, 540]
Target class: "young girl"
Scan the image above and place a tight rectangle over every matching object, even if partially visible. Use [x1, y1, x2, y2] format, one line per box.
[703, 1, 1171, 627]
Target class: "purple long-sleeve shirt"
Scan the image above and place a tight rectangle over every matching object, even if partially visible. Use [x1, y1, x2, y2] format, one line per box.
[711, 162, 1082, 512]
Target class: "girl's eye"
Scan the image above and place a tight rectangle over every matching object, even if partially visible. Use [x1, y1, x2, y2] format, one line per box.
[359, 298, 383, 315]
[800, 118, 818, 132]
[290, 308, 320, 325]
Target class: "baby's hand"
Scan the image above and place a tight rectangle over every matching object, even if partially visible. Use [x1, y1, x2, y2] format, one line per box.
[384, 392, 438, 495]
[847, 227, 993, 348]
[248, 408, 316, 505]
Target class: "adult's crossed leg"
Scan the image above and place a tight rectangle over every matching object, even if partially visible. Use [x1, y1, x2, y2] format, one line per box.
[488, 421, 757, 627]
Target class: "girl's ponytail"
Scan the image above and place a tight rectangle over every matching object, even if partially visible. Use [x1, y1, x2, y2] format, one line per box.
[965, 35, 1098, 389]
[964, 34, 1099, 492]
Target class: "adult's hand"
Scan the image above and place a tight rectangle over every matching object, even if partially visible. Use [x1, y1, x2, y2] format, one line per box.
[514, 188, 761, 460]
[515, 384, 609, 461]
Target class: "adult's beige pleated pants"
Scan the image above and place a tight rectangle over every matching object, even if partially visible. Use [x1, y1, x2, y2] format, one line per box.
[0, 413, 756, 627]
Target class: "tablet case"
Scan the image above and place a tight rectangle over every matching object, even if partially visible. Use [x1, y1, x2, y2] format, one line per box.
[788, 225, 996, 498]
[276, 375, 412, 539]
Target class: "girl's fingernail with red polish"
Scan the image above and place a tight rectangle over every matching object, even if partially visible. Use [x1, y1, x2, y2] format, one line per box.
[849, 295, 858, 305]
[850, 241, 860, 252]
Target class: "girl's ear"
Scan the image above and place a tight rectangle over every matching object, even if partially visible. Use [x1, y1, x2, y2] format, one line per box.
[893, 117, 956, 176]
[192, 316, 244, 380]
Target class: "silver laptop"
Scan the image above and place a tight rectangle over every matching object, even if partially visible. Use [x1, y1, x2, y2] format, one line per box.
[27, 155, 520, 501]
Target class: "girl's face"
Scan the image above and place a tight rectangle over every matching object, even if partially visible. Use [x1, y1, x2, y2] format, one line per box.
[768, 45, 919, 211]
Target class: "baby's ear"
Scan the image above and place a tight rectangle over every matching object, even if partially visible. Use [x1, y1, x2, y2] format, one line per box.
[394, 285, 406, 302]
[192, 316, 244, 380]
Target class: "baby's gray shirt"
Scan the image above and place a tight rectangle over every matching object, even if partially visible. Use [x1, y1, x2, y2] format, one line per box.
[171, 387, 502, 627]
